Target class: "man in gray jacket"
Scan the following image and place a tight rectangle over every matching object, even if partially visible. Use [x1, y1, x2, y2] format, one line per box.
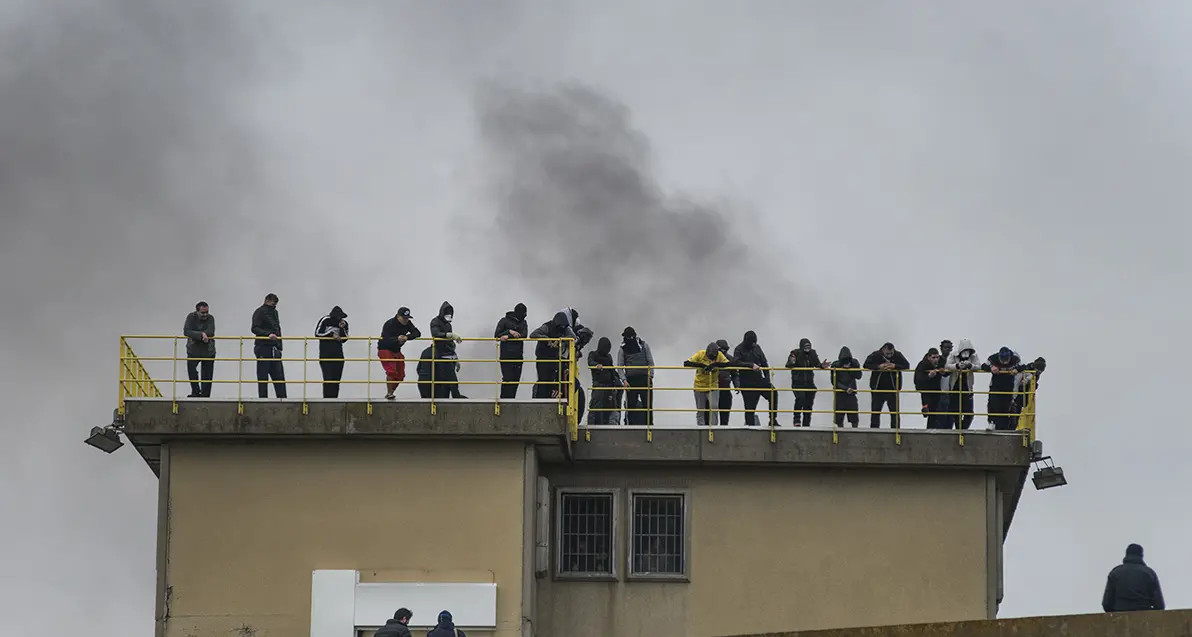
[182, 301, 216, 398]
[618, 327, 654, 426]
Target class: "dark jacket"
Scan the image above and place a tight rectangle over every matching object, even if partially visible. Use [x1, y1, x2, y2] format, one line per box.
[427, 611, 466, 637]
[429, 301, 457, 356]
[588, 338, 621, 386]
[494, 310, 529, 362]
[786, 339, 821, 388]
[416, 345, 434, 379]
[715, 339, 738, 389]
[981, 350, 1023, 393]
[531, 310, 581, 362]
[379, 316, 422, 353]
[733, 332, 771, 387]
[251, 303, 282, 350]
[830, 347, 863, 393]
[618, 336, 655, 379]
[863, 348, 910, 390]
[374, 619, 412, 637]
[913, 356, 941, 394]
[1103, 554, 1165, 612]
[183, 311, 216, 358]
[314, 307, 349, 360]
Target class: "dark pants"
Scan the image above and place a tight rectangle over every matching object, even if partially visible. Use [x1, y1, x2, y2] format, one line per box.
[870, 390, 898, 428]
[717, 385, 733, 426]
[533, 361, 561, 399]
[989, 390, 1016, 430]
[417, 376, 432, 398]
[588, 384, 617, 424]
[187, 356, 214, 397]
[433, 359, 463, 398]
[834, 391, 859, 426]
[500, 361, 523, 399]
[742, 384, 778, 426]
[320, 360, 344, 398]
[792, 387, 815, 426]
[941, 391, 975, 429]
[253, 343, 287, 398]
[624, 375, 652, 426]
[922, 393, 949, 429]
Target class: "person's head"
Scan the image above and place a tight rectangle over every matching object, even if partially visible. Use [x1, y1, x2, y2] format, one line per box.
[330, 305, 347, 321]
[513, 302, 527, 321]
[743, 330, 758, 345]
[437, 610, 454, 626]
[439, 301, 453, 322]
[264, 293, 278, 307]
[195, 301, 209, 317]
[881, 342, 895, 358]
[998, 346, 1012, 363]
[396, 306, 413, 325]
[839, 346, 852, 361]
[705, 342, 720, 359]
[1126, 543, 1144, 558]
[716, 339, 730, 353]
[596, 336, 612, 355]
[800, 338, 812, 352]
[622, 326, 637, 341]
[1032, 356, 1047, 371]
[940, 340, 953, 355]
[394, 608, 413, 625]
[926, 347, 940, 365]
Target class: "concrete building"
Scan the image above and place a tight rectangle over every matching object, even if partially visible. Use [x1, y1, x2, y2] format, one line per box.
[105, 335, 1038, 637]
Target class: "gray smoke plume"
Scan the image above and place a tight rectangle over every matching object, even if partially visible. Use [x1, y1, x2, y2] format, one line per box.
[472, 82, 896, 353]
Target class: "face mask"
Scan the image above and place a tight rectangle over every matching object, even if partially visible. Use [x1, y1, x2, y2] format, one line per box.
[444, 314, 453, 322]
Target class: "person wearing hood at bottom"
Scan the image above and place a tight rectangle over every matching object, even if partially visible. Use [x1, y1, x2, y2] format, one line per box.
[981, 346, 1023, 430]
[914, 348, 950, 429]
[684, 342, 735, 427]
[786, 338, 822, 427]
[429, 301, 465, 399]
[1102, 544, 1165, 613]
[494, 303, 529, 399]
[828, 347, 863, 427]
[415, 344, 434, 399]
[426, 610, 467, 637]
[734, 330, 779, 427]
[715, 339, 740, 426]
[587, 337, 622, 425]
[314, 305, 350, 398]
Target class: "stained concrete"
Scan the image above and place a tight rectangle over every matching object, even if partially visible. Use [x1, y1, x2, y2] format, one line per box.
[720, 609, 1192, 637]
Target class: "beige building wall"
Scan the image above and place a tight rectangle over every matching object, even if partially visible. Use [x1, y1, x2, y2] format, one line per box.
[160, 440, 529, 637]
[537, 467, 993, 637]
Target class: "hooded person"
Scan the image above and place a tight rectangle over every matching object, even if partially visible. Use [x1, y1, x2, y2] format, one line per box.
[378, 306, 422, 400]
[1102, 544, 1165, 613]
[863, 342, 911, 429]
[683, 342, 738, 427]
[733, 330, 779, 427]
[529, 309, 592, 419]
[943, 338, 980, 429]
[1013, 356, 1047, 421]
[314, 305, 350, 398]
[828, 346, 863, 427]
[427, 609, 467, 637]
[587, 336, 622, 425]
[981, 346, 1023, 430]
[374, 608, 413, 637]
[429, 302, 465, 399]
[913, 347, 950, 429]
[786, 338, 822, 427]
[617, 326, 655, 426]
[715, 338, 739, 426]
[415, 344, 434, 399]
[494, 303, 529, 399]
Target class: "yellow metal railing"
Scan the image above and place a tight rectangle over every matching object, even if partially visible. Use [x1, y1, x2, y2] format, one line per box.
[118, 336, 163, 416]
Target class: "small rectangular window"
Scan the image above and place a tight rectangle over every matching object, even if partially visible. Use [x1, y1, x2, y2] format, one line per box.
[557, 491, 615, 576]
[630, 493, 686, 577]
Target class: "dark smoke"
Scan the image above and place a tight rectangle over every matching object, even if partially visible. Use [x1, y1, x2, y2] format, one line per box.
[472, 81, 895, 352]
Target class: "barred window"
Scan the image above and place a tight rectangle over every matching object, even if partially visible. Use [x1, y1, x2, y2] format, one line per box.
[558, 492, 614, 576]
[630, 493, 685, 576]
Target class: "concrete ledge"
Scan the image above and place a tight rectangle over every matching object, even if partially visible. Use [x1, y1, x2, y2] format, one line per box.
[719, 609, 1192, 637]
[574, 427, 1031, 468]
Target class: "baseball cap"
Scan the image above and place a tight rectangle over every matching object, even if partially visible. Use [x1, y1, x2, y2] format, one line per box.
[398, 307, 413, 319]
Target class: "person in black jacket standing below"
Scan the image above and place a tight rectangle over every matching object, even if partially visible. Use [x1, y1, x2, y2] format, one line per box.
[378, 307, 421, 400]
[913, 347, 948, 429]
[314, 305, 349, 398]
[863, 342, 910, 428]
[494, 303, 529, 399]
[715, 338, 739, 427]
[183, 301, 216, 398]
[429, 301, 465, 398]
[374, 608, 413, 637]
[786, 338, 821, 427]
[587, 337, 621, 425]
[251, 293, 286, 398]
[734, 330, 778, 427]
[1103, 544, 1165, 613]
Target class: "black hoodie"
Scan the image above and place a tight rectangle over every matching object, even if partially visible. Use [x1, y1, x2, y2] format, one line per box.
[494, 303, 529, 361]
[314, 306, 350, 359]
[733, 330, 771, 386]
[830, 347, 863, 393]
[1103, 547, 1165, 612]
[429, 301, 457, 356]
[588, 337, 620, 386]
[863, 343, 910, 390]
[786, 338, 821, 388]
[378, 313, 422, 353]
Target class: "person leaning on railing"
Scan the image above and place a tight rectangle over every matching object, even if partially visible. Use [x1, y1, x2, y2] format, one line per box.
[733, 331, 778, 427]
[981, 347, 1023, 431]
[494, 303, 529, 399]
[714, 338, 739, 427]
[618, 327, 654, 426]
[250, 293, 286, 399]
[377, 306, 420, 400]
[863, 342, 910, 429]
[786, 338, 822, 427]
[943, 339, 980, 430]
[182, 301, 216, 398]
[429, 301, 465, 399]
[314, 305, 349, 399]
[587, 337, 622, 425]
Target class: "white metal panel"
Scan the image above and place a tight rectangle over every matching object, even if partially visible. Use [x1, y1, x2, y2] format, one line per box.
[310, 570, 358, 637]
[354, 582, 498, 629]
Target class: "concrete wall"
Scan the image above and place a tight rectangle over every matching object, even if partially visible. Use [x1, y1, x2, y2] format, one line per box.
[720, 609, 1192, 637]
[537, 466, 995, 637]
[159, 440, 529, 637]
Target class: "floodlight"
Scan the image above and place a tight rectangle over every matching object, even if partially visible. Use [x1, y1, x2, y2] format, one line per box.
[84, 426, 124, 454]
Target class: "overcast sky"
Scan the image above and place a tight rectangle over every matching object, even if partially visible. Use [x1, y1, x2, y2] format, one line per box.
[2, 0, 1190, 634]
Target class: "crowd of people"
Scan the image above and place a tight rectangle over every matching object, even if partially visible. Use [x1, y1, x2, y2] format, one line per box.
[179, 295, 1047, 430]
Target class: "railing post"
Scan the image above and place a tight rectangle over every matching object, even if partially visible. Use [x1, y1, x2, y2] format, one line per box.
[494, 340, 502, 416]
[117, 337, 126, 417]
[171, 337, 178, 414]
[430, 339, 437, 416]
[366, 336, 373, 416]
[237, 337, 244, 415]
[302, 337, 309, 415]
[568, 339, 578, 441]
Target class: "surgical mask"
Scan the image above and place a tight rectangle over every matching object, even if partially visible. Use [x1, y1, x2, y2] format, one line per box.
[444, 314, 453, 322]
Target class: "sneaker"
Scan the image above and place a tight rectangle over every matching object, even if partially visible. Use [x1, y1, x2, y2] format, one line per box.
[384, 394, 395, 400]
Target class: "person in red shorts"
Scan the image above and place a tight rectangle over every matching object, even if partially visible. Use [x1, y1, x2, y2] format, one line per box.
[378, 307, 421, 399]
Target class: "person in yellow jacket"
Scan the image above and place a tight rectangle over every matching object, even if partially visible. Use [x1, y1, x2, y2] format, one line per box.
[683, 342, 759, 426]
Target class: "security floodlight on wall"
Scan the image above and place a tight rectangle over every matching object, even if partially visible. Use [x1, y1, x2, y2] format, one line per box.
[84, 426, 124, 454]
[1028, 440, 1067, 490]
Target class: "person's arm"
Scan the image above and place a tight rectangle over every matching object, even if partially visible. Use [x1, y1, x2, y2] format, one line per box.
[494, 318, 507, 339]
[1102, 573, 1116, 612]
[643, 341, 655, 380]
[786, 351, 797, 369]
[250, 307, 270, 337]
[894, 352, 911, 370]
[529, 323, 549, 339]
[850, 361, 863, 380]
[183, 313, 201, 340]
[208, 315, 216, 341]
[429, 318, 448, 339]
[863, 352, 882, 371]
[407, 323, 422, 340]
[683, 353, 704, 368]
[1152, 571, 1166, 610]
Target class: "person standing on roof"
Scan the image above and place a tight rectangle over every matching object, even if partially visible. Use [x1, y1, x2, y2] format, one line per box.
[183, 301, 216, 398]
[863, 342, 910, 428]
[1102, 544, 1165, 613]
[494, 303, 529, 399]
[715, 338, 739, 426]
[828, 346, 863, 427]
[684, 342, 737, 427]
[1013, 356, 1047, 425]
[427, 610, 466, 637]
[415, 344, 434, 399]
[618, 327, 655, 426]
[587, 337, 621, 425]
[531, 311, 571, 399]
[943, 339, 980, 429]
[913, 347, 948, 429]
[429, 301, 465, 399]
[375, 608, 413, 637]
[981, 346, 1022, 430]
[251, 293, 287, 399]
[786, 338, 821, 427]
[734, 331, 778, 427]
[314, 305, 349, 398]
[378, 307, 421, 400]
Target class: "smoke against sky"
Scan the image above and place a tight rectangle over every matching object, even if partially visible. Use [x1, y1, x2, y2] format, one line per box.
[2, 1, 1192, 635]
